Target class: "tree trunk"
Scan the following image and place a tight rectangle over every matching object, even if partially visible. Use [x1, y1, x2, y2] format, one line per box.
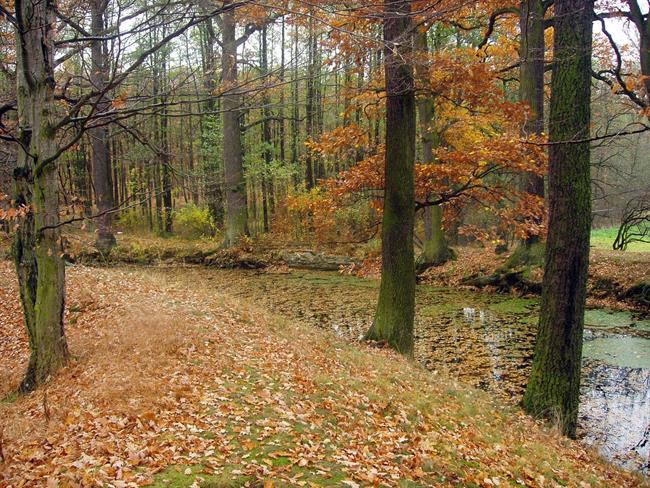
[415, 31, 453, 271]
[160, 31, 173, 234]
[200, 16, 225, 227]
[291, 22, 300, 170]
[222, 4, 249, 246]
[522, 0, 594, 438]
[13, 0, 68, 392]
[261, 25, 272, 233]
[365, 0, 416, 356]
[279, 18, 287, 163]
[503, 0, 546, 268]
[90, 0, 116, 253]
[304, 11, 316, 190]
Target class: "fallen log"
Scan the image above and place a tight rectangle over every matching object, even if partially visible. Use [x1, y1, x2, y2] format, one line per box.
[462, 270, 542, 294]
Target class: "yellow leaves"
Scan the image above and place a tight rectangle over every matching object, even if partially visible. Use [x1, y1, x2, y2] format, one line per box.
[111, 91, 128, 109]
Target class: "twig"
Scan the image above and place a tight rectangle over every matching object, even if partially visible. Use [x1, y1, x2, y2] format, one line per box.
[0, 425, 6, 463]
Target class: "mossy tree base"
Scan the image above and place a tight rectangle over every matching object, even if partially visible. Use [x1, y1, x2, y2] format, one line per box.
[95, 231, 117, 256]
[501, 241, 545, 271]
[416, 246, 456, 274]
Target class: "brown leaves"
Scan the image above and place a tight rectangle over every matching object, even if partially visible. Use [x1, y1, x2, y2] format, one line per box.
[0, 263, 646, 487]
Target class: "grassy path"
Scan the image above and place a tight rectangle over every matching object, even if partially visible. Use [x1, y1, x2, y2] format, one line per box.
[0, 262, 647, 487]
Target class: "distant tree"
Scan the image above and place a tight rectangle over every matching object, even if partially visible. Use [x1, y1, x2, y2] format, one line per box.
[415, 29, 454, 271]
[220, 1, 250, 247]
[90, 0, 117, 252]
[505, 0, 547, 267]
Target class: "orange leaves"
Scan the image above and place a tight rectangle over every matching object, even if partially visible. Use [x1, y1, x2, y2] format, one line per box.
[305, 124, 369, 159]
[111, 91, 128, 109]
[0, 194, 30, 223]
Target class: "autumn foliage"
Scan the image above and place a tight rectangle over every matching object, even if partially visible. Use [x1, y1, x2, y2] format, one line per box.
[286, 42, 547, 246]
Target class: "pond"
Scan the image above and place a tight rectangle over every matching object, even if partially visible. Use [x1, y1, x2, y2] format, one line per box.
[200, 268, 650, 474]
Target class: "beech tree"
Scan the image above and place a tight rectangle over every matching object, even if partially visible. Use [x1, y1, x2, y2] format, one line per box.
[522, 0, 594, 438]
[415, 29, 454, 271]
[365, 0, 416, 355]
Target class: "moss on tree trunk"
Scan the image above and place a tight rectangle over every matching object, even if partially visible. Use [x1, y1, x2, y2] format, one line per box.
[365, 0, 416, 356]
[503, 0, 546, 269]
[13, 0, 68, 392]
[522, 0, 594, 438]
[414, 32, 454, 272]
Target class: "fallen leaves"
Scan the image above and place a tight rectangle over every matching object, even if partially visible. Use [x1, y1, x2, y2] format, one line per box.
[0, 262, 647, 487]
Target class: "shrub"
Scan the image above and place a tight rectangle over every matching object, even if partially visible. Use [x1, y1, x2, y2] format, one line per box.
[173, 204, 216, 239]
[115, 209, 148, 232]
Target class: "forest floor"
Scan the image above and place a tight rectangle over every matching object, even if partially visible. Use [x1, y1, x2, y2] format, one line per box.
[1, 260, 648, 487]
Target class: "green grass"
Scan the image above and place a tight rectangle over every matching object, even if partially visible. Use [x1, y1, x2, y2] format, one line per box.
[151, 465, 250, 488]
[590, 227, 650, 252]
[1, 391, 19, 404]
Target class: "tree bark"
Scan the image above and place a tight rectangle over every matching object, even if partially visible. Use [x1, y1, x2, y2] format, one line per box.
[221, 3, 249, 246]
[304, 11, 316, 190]
[365, 0, 416, 356]
[90, 0, 116, 253]
[522, 0, 594, 438]
[502, 0, 547, 269]
[200, 15, 225, 227]
[159, 27, 173, 234]
[13, 0, 68, 392]
[415, 31, 453, 271]
[261, 25, 272, 233]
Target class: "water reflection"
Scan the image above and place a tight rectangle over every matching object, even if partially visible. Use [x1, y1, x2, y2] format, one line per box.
[455, 307, 650, 474]
[579, 360, 650, 473]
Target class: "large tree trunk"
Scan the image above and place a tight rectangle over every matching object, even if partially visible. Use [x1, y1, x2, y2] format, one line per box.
[90, 0, 116, 253]
[415, 31, 453, 272]
[522, 0, 594, 438]
[365, 0, 416, 355]
[13, 0, 68, 392]
[222, 4, 249, 246]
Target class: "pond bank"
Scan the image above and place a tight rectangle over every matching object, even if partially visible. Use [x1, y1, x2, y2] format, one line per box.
[187, 266, 650, 475]
[66, 234, 650, 314]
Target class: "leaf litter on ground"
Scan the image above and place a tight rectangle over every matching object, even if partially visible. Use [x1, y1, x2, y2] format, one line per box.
[0, 261, 647, 487]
